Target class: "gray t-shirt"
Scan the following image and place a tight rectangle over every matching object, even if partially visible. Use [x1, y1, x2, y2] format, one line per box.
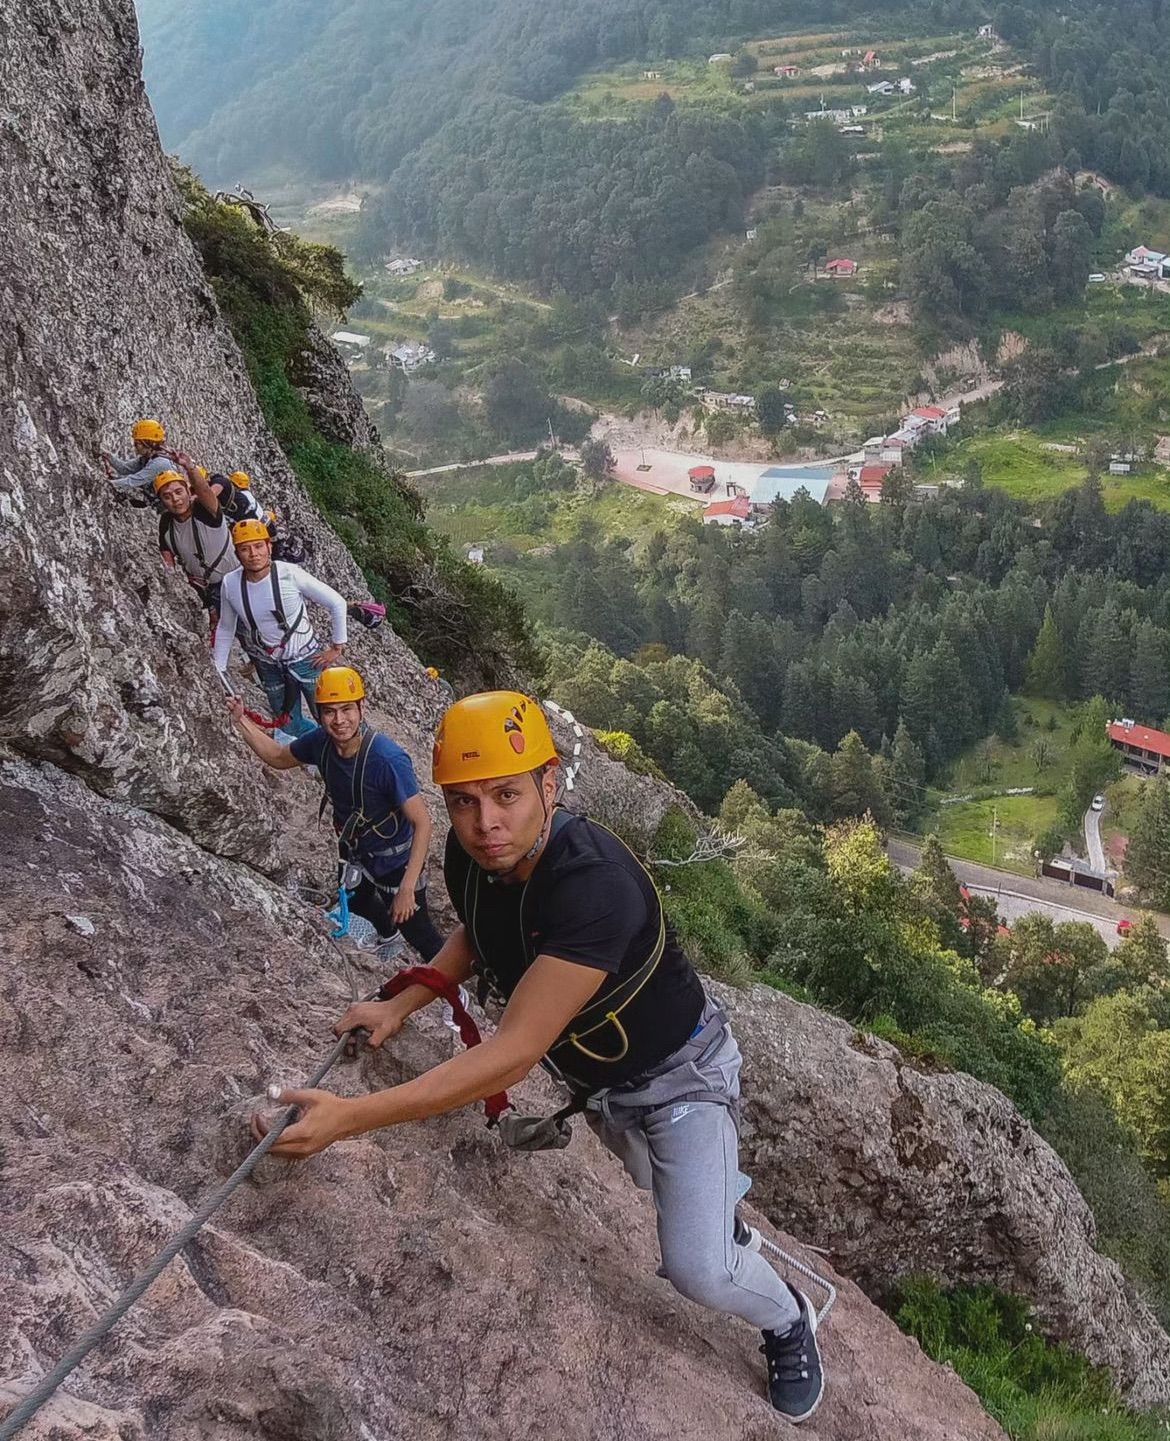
[158, 500, 240, 588]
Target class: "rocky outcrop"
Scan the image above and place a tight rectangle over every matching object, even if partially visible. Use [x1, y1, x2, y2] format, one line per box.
[290, 324, 379, 450]
[0, 758, 1005, 1441]
[715, 980, 1170, 1408]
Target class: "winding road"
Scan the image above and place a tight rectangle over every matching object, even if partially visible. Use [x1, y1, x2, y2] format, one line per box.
[1083, 801, 1106, 873]
[887, 836, 1170, 950]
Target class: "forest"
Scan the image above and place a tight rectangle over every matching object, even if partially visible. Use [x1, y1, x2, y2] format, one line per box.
[138, 0, 1170, 313]
[500, 462, 1170, 824]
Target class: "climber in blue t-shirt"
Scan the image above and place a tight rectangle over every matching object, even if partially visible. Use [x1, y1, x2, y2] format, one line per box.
[226, 663, 444, 963]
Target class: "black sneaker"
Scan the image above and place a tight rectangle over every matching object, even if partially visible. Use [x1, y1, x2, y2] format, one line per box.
[760, 1287, 824, 1424]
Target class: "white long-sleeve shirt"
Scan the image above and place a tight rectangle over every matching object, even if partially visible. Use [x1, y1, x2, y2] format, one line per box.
[214, 562, 348, 669]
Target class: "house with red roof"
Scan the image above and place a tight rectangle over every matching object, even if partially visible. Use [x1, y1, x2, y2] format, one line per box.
[688, 464, 716, 493]
[702, 496, 753, 526]
[863, 49, 880, 67]
[902, 401, 961, 437]
[1108, 718, 1170, 774]
[824, 257, 858, 278]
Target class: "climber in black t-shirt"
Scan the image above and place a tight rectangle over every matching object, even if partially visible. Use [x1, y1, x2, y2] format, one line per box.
[253, 691, 826, 1424]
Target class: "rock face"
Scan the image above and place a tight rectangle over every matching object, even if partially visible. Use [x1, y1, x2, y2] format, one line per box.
[714, 980, 1170, 1408]
[0, 759, 1005, 1441]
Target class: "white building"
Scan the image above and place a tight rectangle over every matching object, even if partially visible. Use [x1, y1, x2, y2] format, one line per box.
[897, 77, 916, 94]
[390, 342, 437, 374]
[385, 257, 423, 276]
[332, 330, 372, 350]
[708, 53, 732, 63]
[668, 365, 692, 382]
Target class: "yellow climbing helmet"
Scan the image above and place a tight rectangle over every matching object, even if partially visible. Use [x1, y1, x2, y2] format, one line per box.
[433, 692, 558, 786]
[153, 469, 186, 494]
[230, 470, 252, 490]
[316, 666, 366, 705]
[231, 519, 271, 546]
[132, 418, 166, 444]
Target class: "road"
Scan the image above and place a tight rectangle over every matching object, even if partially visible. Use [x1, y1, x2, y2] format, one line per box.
[887, 837, 1170, 949]
[1083, 803, 1105, 873]
[405, 448, 577, 479]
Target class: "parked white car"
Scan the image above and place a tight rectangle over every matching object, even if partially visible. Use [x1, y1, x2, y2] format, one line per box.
[1091, 793, 1105, 811]
[1087, 273, 1107, 283]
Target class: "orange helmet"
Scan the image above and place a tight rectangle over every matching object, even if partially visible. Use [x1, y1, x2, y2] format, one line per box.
[132, 418, 166, 444]
[230, 470, 252, 490]
[316, 666, 366, 705]
[153, 469, 186, 494]
[433, 692, 558, 785]
[231, 519, 271, 546]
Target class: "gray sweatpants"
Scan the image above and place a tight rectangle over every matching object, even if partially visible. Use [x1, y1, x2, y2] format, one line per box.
[585, 999, 800, 1334]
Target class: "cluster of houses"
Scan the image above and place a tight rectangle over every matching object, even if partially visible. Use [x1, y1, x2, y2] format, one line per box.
[695, 397, 963, 525]
[867, 76, 915, 96]
[1125, 245, 1170, 281]
[330, 329, 437, 374]
[804, 102, 868, 124]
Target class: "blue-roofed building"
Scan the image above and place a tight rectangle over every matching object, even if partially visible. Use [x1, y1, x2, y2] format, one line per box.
[749, 467, 835, 508]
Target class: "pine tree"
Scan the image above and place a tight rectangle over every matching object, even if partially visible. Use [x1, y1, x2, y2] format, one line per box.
[1127, 779, 1170, 909]
[1130, 621, 1170, 724]
[1026, 604, 1067, 699]
[829, 731, 890, 824]
[887, 720, 927, 825]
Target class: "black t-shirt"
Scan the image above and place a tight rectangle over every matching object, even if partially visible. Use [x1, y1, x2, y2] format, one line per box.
[443, 812, 705, 1091]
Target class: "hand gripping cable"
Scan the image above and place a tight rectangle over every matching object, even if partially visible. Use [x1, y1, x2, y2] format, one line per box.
[378, 965, 511, 1124]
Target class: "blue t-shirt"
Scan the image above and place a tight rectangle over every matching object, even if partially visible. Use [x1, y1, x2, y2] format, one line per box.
[290, 727, 420, 876]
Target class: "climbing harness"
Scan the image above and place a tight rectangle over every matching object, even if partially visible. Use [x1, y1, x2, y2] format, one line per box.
[0, 1025, 360, 1441]
[320, 726, 413, 869]
[378, 965, 511, 1124]
[462, 811, 667, 1081]
[231, 561, 308, 659]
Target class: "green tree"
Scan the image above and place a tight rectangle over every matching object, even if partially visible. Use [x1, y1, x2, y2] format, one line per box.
[910, 834, 967, 952]
[829, 731, 890, 823]
[1050, 208, 1095, 300]
[1130, 621, 1170, 723]
[1055, 991, 1170, 1178]
[756, 387, 789, 436]
[1002, 914, 1119, 1023]
[886, 720, 928, 825]
[1115, 914, 1170, 990]
[1127, 779, 1170, 908]
[1025, 605, 1068, 698]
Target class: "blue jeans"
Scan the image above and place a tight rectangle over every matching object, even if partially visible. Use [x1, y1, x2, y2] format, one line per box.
[253, 653, 321, 738]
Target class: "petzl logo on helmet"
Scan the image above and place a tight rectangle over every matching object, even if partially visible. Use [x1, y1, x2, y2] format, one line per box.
[461, 749, 480, 760]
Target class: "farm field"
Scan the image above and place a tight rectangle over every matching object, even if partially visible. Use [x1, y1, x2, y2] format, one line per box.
[911, 699, 1079, 874]
[955, 431, 1170, 510]
[415, 461, 688, 555]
